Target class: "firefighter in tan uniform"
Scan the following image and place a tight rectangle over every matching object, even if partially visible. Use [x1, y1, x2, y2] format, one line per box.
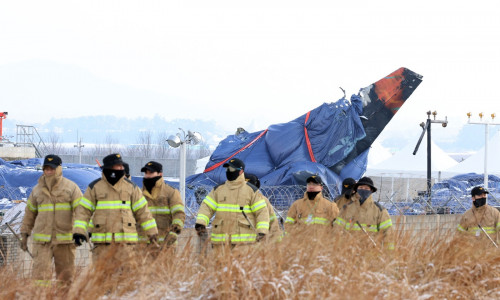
[334, 178, 356, 213]
[195, 158, 269, 251]
[285, 176, 339, 232]
[334, 177, 394, 250]
[457, 186, 500, 244]
[245, 173, 283, 242]
[138, 161, 185, 245]
[72, 154, 158, 262]
[20, 155, 83, 286]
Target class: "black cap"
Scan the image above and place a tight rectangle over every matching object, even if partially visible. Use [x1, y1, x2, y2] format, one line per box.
[123, 162, 130, 177]
[102, 153, 124, 169]
[141, 161, 163, 173]
[471, 186, 489, 196]
[341, 178, 356, 194]
[223, 158, 245, 170]
[245, 173, 260, 189]
[43, 154, 62, 168]
[306, 175, 324, 185]
[354, 177, 377, 192]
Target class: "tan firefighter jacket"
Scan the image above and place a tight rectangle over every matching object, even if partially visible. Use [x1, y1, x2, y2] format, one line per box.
[335, 194, 353, 213]
[20, 166, 83, 244]
[264, 196, 283, 241]
[457, 204, 500, 243]
[334, 193, 394, 250]
[195, 173, 269, 244]
[285, 192, 339, 232]
[73, 174, 158, 243]
[137, 179, 185, 243]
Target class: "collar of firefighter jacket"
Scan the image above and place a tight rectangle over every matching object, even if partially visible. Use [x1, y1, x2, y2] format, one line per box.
[39, 165, 63, 194]
[472, 203, 488, 212]
[143, 177, 165, 199]
[101, 172, 126, 190]
[302, 191, 323, 202]
[353, 192, 374, 207]
[225, 172, 246, 189]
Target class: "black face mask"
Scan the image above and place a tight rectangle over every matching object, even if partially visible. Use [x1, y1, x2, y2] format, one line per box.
[143, 176, 162, 193]
[103, 169, 125, 186]
[344, 190, 352, 199]
[357, 189, 372, 205]
[307, 191, 320, 200]
[473, 197, 487, 208]
[226, 170, 240, 181]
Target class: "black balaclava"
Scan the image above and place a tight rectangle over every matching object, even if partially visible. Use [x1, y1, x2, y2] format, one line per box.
[473, 197, 487, 208]
[307, 191, 320, 200]
[143, 176, 162, 193]
[226, 169, 240, 181]
[357, 189, 372, 205]
[103, 168, 125, 186]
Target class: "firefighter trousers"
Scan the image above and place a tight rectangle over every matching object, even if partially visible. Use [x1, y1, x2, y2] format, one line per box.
[32, 243, 76, 285]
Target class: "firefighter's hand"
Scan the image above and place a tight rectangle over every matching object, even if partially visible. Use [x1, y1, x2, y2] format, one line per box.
[171, 224, 182, 234]
[256, 233, 266, 242]
[73, 233, 87, 246]
[195, 224, 206, 236]
[20, 233, 29, 252]
[149, 234, 158, 244]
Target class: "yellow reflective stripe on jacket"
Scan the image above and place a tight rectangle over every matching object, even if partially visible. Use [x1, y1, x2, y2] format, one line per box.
[56, 233, 73, 241]
[141, 219, 157, 231]
[211, 233, 257, 243]
[91, 232, 139, 243]
[378, 219, 393, 230]
[197, 214, 210, 225]
[96, 200, 131, 210]
[304, 217, 329, 225]
[171, 204, 184, 214]
[34, 280, 51, 287]
[285, 217, 295, 224]
[203, 196, 218, 210]
[55, 203, 71, 211]
[74, 220, 88, 231]
[270, 214, 276, 222]
[335, 217, 346, 226]
[257, 221, 270, 229]
[216, 204, 252, 213]
[467, 226, 496, 234]
[88, 219, 94, 228]
[250, 199, 267, 212]
[79, 197, 96, 211]
[172, 219, 184, 227]
[27, 199, 37, 212]
[33, 233, 51, 242]
[497, 222, 500, 231]
[149, 206, 171, 214]
[132, 197, 147, 212]
[72, 197, 82, 208]
[38, 204, 54, 212]
[457, 224, 466, 232]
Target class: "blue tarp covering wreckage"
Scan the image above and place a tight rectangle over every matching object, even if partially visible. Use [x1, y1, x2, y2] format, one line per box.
[187, 67, 424, 195]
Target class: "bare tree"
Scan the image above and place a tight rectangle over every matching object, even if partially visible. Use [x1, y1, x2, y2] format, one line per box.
[104, 134, 121, 154]
[136, 131, 154, 158]
[155, 131, 171, 158]
[46, 132, 63, 155]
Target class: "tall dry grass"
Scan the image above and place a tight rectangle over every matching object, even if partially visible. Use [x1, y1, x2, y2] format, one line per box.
[1, 227, 500, 299]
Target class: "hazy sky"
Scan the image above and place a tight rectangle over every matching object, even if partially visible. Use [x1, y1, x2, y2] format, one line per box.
[1, 0, 500, 150]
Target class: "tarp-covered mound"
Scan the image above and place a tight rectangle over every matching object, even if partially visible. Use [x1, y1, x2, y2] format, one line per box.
[188, 67, 423, 195]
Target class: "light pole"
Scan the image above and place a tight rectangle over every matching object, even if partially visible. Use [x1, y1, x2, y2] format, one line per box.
[166, 129, 202, 204]
[74, 131, 85, 164]
[413, 111, 448, 202]
[467, 112, 500, 189]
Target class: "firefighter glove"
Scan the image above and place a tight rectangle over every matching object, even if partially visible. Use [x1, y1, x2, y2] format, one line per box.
[149, 234, 158, 244]
[171, 224, 182, 234]
[73, 233, 87, 246]
[20, 233, 29, 252]
[256, 233, 266, 242]
[195, 223, 206, 236]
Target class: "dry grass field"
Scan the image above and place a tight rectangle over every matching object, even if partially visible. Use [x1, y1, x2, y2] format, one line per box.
[1, 227, 499, 299]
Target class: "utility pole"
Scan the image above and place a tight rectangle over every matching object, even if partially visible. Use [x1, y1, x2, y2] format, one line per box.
[467, 112, 500, 189]
[74, 131, 85, 164]
[413, 111, 448, 203]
